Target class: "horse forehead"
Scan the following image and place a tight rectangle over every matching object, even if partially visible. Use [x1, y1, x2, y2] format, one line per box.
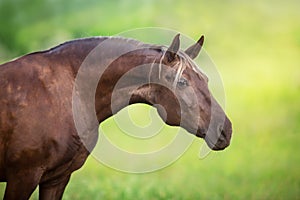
[179, 55, 208, 81]
[190, 65, 208, 81]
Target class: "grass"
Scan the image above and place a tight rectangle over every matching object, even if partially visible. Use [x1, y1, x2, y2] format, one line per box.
[0, 0, 300, 199]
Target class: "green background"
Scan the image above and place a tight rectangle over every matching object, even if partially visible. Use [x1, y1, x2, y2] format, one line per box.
[0, 0, 299, 199]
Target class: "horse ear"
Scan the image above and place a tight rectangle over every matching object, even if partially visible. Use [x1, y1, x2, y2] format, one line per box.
[165, 34, 180, 62]
[185, 35, 204, 59]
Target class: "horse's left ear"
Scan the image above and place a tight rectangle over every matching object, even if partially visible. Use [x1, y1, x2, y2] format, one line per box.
[166, 34, 180, 62]
[185, 35, 204, 59]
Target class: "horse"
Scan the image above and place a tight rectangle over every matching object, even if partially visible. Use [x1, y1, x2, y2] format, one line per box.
[0, 34, 232, 200]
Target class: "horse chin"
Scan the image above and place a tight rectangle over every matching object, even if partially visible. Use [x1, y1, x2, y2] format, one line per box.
[196, 127, 231, 151]
[195, 128, 207, 138]
[204, 137, 229, 151]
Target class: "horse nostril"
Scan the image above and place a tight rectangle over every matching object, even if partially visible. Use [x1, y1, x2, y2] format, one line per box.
[218, 124, 227, 142]
[218, 124, 223, 133]
[218, 124, 224, 134]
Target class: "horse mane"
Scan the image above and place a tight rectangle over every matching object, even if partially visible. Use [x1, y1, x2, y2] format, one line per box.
[25, 36, 206, 84]
[44, 36, 162, 55]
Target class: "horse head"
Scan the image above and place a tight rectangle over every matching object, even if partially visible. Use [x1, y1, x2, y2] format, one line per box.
[133, 34, 232, 150]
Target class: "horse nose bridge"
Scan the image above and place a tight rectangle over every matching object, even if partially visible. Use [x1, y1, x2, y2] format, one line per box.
[208, 97, 232, 133]
[210, 96, 226, 120]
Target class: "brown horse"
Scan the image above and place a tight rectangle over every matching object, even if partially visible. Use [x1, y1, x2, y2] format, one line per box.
[0, 34, 232, 200]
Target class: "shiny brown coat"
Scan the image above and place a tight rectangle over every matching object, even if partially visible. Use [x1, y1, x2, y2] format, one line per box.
[0, 35, 232, 200]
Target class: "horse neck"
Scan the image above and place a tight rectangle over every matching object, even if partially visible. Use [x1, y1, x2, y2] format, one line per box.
[94, 49, 162, 122]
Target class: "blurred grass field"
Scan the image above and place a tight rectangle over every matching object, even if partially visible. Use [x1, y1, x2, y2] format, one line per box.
[0, 0, 300, 199]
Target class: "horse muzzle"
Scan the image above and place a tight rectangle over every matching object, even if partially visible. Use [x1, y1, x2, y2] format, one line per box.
[203, 117, 232, 151]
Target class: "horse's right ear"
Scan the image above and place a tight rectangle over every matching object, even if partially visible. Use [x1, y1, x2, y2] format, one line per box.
[165, 34, 180, 62]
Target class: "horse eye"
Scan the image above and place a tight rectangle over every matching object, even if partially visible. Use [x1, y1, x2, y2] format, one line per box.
[177, 78, 188, 87]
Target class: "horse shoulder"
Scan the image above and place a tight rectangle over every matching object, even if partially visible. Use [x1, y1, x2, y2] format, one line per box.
[0, 53, 83, 180]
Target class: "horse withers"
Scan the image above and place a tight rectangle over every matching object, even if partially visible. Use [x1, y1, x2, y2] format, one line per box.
[0, 34, 232, 199]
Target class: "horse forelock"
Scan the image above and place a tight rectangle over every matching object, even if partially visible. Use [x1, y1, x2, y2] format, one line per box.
[178, 52, 207, 81]
[146, 46, 207, 89]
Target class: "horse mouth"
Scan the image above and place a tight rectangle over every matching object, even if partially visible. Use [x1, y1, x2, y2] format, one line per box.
[205, 138, 228, 150]
[196, 128, 231, 151]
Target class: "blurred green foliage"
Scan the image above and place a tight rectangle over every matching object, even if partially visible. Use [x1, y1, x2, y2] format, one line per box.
[0, 0, 300, 199]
